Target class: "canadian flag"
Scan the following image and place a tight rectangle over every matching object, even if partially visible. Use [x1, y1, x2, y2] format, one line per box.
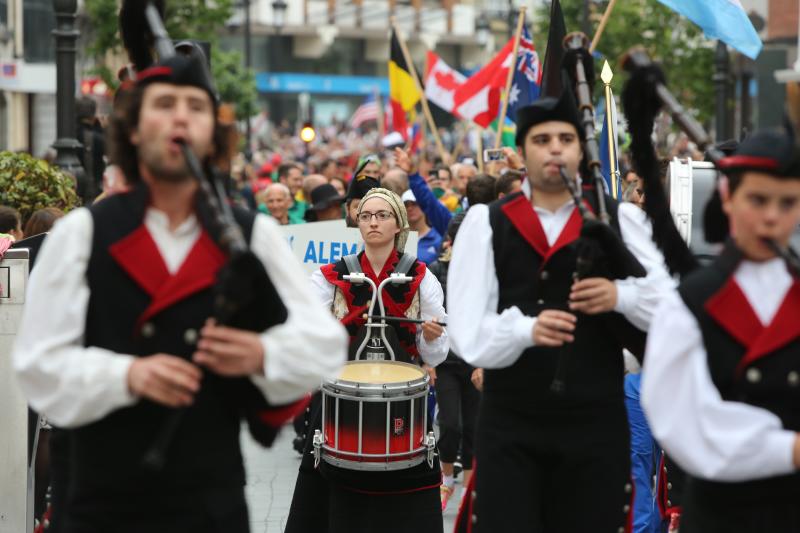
[424, 51, 467, 116]
[452, 37, 515, 128]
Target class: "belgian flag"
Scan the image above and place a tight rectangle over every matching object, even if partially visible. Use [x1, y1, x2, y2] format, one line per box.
[388, 30, 421, 138]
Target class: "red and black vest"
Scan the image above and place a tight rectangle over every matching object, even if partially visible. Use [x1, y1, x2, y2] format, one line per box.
[320, 249, 426, 362]
[678, 241, 800, 504]
[486, 191, 643, 406]
[69, 184, 305, 523]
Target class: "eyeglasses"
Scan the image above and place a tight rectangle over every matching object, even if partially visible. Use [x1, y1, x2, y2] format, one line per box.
[357, 210, 395, 223]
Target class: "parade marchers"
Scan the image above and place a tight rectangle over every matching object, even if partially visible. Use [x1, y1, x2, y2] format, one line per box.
[4, 3, 800, 533]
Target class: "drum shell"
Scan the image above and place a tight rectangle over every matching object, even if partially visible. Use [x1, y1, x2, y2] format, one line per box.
[320, 361, 430, 471]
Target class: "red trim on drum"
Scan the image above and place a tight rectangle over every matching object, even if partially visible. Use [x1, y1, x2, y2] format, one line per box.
[258, 395, 311, 427]
[343, 481, 442, 496]
[717, 155, 779, 171]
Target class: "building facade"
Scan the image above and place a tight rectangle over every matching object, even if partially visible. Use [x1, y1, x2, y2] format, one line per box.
[221, 0, 517, 127]
[0, 0, 58, 156]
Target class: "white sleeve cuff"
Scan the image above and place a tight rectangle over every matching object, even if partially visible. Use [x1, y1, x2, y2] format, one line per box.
[513, 315, 536, 349]
[762, 430, 798, 478]
[107, 353, 137, 405]
[614, 279, 636, 316]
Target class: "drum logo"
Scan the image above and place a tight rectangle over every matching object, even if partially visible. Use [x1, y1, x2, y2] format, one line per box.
[393, 417, 405, 436]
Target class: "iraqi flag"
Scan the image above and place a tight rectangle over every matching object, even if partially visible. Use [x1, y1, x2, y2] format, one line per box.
[656, 0, 762, 59]
[424, 51, 467, 116]
[452, 37, 515, 128]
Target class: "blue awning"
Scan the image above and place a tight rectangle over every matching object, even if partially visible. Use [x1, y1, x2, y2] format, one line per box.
[256, 73, 389, 96]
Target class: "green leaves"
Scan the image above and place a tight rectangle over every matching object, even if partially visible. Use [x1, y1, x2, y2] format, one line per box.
[533, 0, 715, 124]
[83, 0, 255, 121]
[212, 49, 258, 122]
[0, 152, 81, 223]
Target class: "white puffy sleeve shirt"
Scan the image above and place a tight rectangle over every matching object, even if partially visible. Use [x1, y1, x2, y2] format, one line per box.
[642, 259, 798, 482]
[447, 187, 674, 369]
[13, 207, 348, 428]
[309, 266, 449, 367]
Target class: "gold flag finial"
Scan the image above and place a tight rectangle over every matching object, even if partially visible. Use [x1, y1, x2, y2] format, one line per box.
[601, 60, 613, 85]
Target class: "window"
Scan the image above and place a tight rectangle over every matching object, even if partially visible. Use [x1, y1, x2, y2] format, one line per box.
[24, 0, 55, 63]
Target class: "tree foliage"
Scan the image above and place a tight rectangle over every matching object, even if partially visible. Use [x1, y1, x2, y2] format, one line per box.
[83, 0, 256, 119]
[532, 0, 715, 124]
[0, 153, 80, 222]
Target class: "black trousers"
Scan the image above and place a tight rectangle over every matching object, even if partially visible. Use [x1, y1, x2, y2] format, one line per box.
[680, 475, 800, 533]
[436, 359, 480, 466]
[473, 394, 632, 533]
[64, 485, 250, 533]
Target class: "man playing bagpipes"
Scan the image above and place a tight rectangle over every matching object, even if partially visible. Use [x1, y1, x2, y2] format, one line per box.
[446, 40, 674, 530]
[11, 4, 348, 532]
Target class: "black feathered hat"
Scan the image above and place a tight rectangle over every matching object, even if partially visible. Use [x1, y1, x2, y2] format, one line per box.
[345, 175, 380, 202]
[135, 53, 218, 107]
[515, 87, 583, 147]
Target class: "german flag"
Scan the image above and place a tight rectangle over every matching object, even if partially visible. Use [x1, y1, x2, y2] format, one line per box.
[388, 30, 421, 138]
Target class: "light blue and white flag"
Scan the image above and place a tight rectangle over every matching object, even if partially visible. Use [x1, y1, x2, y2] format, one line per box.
[656, 0, 762, 59]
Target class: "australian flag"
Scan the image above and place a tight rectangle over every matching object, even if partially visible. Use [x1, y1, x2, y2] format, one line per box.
[507, 25, 541, 124]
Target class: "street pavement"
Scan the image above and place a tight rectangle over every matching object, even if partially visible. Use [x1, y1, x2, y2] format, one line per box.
[242, 427, 461, 533]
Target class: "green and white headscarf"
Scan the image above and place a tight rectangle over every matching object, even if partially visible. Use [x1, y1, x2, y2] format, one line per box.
[357, 187, 410, 253]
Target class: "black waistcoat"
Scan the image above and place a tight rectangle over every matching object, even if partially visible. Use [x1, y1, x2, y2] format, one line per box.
[679, 241, 800, 429]
[678, 241, 800, 503]
[71, 185, 267, 502]
[486, 191, 641, 407]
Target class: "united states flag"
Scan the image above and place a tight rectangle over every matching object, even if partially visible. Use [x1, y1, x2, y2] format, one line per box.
[350, 96, 381, 129]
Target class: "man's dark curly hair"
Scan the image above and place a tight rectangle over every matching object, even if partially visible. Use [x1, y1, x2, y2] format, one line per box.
[107, 84, 232, 184]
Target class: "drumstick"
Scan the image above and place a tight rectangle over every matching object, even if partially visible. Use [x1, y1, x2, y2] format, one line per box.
[362, 314, 447, 327]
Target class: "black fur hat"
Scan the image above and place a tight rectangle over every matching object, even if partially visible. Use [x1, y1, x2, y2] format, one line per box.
[515, 88, 583, 147]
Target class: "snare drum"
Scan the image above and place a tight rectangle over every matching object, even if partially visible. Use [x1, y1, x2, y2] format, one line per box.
[313, 361, 436, 471]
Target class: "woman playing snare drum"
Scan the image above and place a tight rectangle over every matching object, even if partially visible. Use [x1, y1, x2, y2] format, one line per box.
[286, 187, 449, 533]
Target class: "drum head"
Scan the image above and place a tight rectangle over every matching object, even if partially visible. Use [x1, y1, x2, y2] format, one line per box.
[338, 361, 425, 384]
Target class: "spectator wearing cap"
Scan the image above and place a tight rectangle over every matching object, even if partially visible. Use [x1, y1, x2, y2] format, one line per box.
[402, 189, 442, 265]
[344, 155, 381, 227]
[305, 183, 346, 222]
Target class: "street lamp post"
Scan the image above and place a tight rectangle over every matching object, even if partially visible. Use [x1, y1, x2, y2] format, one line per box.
[52, 0, 86, 199]
[243, 0, 252, 161]
[713, 40, 730, 142]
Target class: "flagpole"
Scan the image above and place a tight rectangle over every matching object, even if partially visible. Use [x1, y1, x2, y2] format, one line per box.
[494, 6, 527, 150]
[601, 60, 618, 198]
[589, 0, 618, 54]
[374, 86, 385, 149]
[450, 122, 468, 163]
[391, 19, 449, 163]
[476, 126, 484, 173]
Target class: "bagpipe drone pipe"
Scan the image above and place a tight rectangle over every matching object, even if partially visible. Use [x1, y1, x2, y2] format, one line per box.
[551, 33, 648, 393]
[620, 48, 800, 277]
[118, 0, 290, 468]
